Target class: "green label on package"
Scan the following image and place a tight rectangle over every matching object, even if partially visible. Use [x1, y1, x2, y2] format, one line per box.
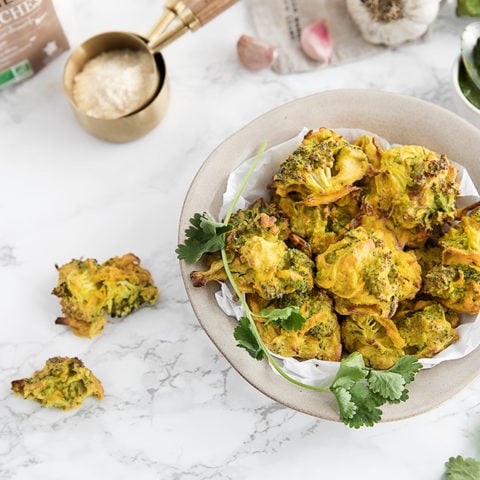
[0, 60, 33, 89]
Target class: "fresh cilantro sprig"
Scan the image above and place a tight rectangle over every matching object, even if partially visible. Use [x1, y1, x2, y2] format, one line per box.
[445, 455, 480, 479]
[233, 312, 421, 428]
[260, 306, 306, 331]
[329, 352, 421, 428]
[177, 141, 268, 263]
[176, 141, 423, 428]
[176, 213, 232, 264]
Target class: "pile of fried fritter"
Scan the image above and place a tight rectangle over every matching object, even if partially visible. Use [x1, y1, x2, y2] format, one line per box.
[191, 127, 480, 369]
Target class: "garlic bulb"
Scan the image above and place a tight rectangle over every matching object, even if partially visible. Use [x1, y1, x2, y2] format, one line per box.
[346, 0, 441, 47]
[237, 34, 278, 71]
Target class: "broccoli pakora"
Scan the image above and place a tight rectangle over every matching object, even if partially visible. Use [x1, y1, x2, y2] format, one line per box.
[271, 128, 373, 206]
[416, 205, 480, 315]
[314, 226, 421, 318]
[52, 253, 158, 338]
[341, 300, 459, 369]
[340, 314, 405, 370]
[393, 300, 459, 357]
[274, 191, 361, 255]
[361, 141, 459, 248]
[248, 287, 342, 360]
[439, 203, 480, 268]
[11, 356, 104, 410]
[422, 264, 480, 315]
[190, 199, 315, 299]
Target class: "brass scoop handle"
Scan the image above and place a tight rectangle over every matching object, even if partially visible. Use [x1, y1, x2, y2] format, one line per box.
[185, 0, 239, 26]
[147, 0, 238, 51]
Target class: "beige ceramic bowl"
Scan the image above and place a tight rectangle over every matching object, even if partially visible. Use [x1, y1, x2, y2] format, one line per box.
[179, 89, 480, 422]
[451, 55, 480, 130]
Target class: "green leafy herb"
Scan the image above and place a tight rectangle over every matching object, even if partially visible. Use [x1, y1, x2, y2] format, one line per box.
[176, 212, 232, 264]
[260, 306, 306, 331]
[234, 316, 264, 360]
[329, 352, 421, 428]
[445, 455, 480, 479]
[176, 141, 268, 264]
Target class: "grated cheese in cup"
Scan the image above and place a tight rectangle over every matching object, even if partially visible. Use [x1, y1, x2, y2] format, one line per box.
[72, 49, 157, 120]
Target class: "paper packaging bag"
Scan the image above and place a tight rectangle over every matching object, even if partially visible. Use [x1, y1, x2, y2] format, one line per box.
[249, 0, 384, 74]
[0, 0, 69, 89]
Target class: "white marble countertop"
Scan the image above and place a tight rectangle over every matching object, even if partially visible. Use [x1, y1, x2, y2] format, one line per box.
[2, 1, 480, 478]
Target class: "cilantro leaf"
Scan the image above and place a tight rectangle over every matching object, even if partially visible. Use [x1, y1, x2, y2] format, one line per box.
[260, 306, 306, 331]
[445, 456, 480, 479]
[367, 370, 406, 402]
[327, 353, 422, 428]
[343, 382, 384, 428]
[330, 352, 367, 391]
[176, 212, 232, 264]
[233, 317, 264, 360]
[388, 354, 422, 384]
[331, 387, 357, 421]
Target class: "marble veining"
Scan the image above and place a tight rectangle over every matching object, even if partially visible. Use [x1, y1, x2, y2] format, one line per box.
[2, 0, 480, 479]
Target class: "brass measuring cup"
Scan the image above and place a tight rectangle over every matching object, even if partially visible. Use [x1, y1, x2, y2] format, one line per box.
[63, 0, 238, 143]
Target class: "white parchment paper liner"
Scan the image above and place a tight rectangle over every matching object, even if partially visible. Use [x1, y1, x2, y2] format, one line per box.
[215, 128, 480, 387]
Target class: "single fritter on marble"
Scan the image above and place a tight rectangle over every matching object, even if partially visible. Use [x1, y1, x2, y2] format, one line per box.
[11, 356, 104, 410]
[52, 253, 158, 338]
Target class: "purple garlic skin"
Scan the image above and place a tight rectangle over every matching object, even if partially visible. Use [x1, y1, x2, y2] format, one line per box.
[237, 34, 278, 71]
[300, 19, 333, 63]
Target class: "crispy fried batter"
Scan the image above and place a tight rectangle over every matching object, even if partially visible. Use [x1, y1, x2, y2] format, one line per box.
[272, 128, 373, 206]
[11, 356, 104, 410]
[341, 314, 405, 370]
[361, 143, 459, 248]
[314, 226, 421, 318]
[248, 288, 342, 361]
[52, 253, 158, 338]
[393, 300, 459, 357]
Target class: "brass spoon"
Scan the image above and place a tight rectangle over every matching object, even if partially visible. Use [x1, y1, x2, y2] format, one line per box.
[63, 0, 238, 142]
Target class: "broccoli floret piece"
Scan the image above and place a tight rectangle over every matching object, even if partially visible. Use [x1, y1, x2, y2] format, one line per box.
[271, 128, 372, 206]
[11, 356, 104, 410]
[52, 253, 158, 338]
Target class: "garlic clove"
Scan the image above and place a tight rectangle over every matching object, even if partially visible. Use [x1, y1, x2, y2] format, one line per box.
[237, 34, 278, 71]
[300, 19, 333, 63]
